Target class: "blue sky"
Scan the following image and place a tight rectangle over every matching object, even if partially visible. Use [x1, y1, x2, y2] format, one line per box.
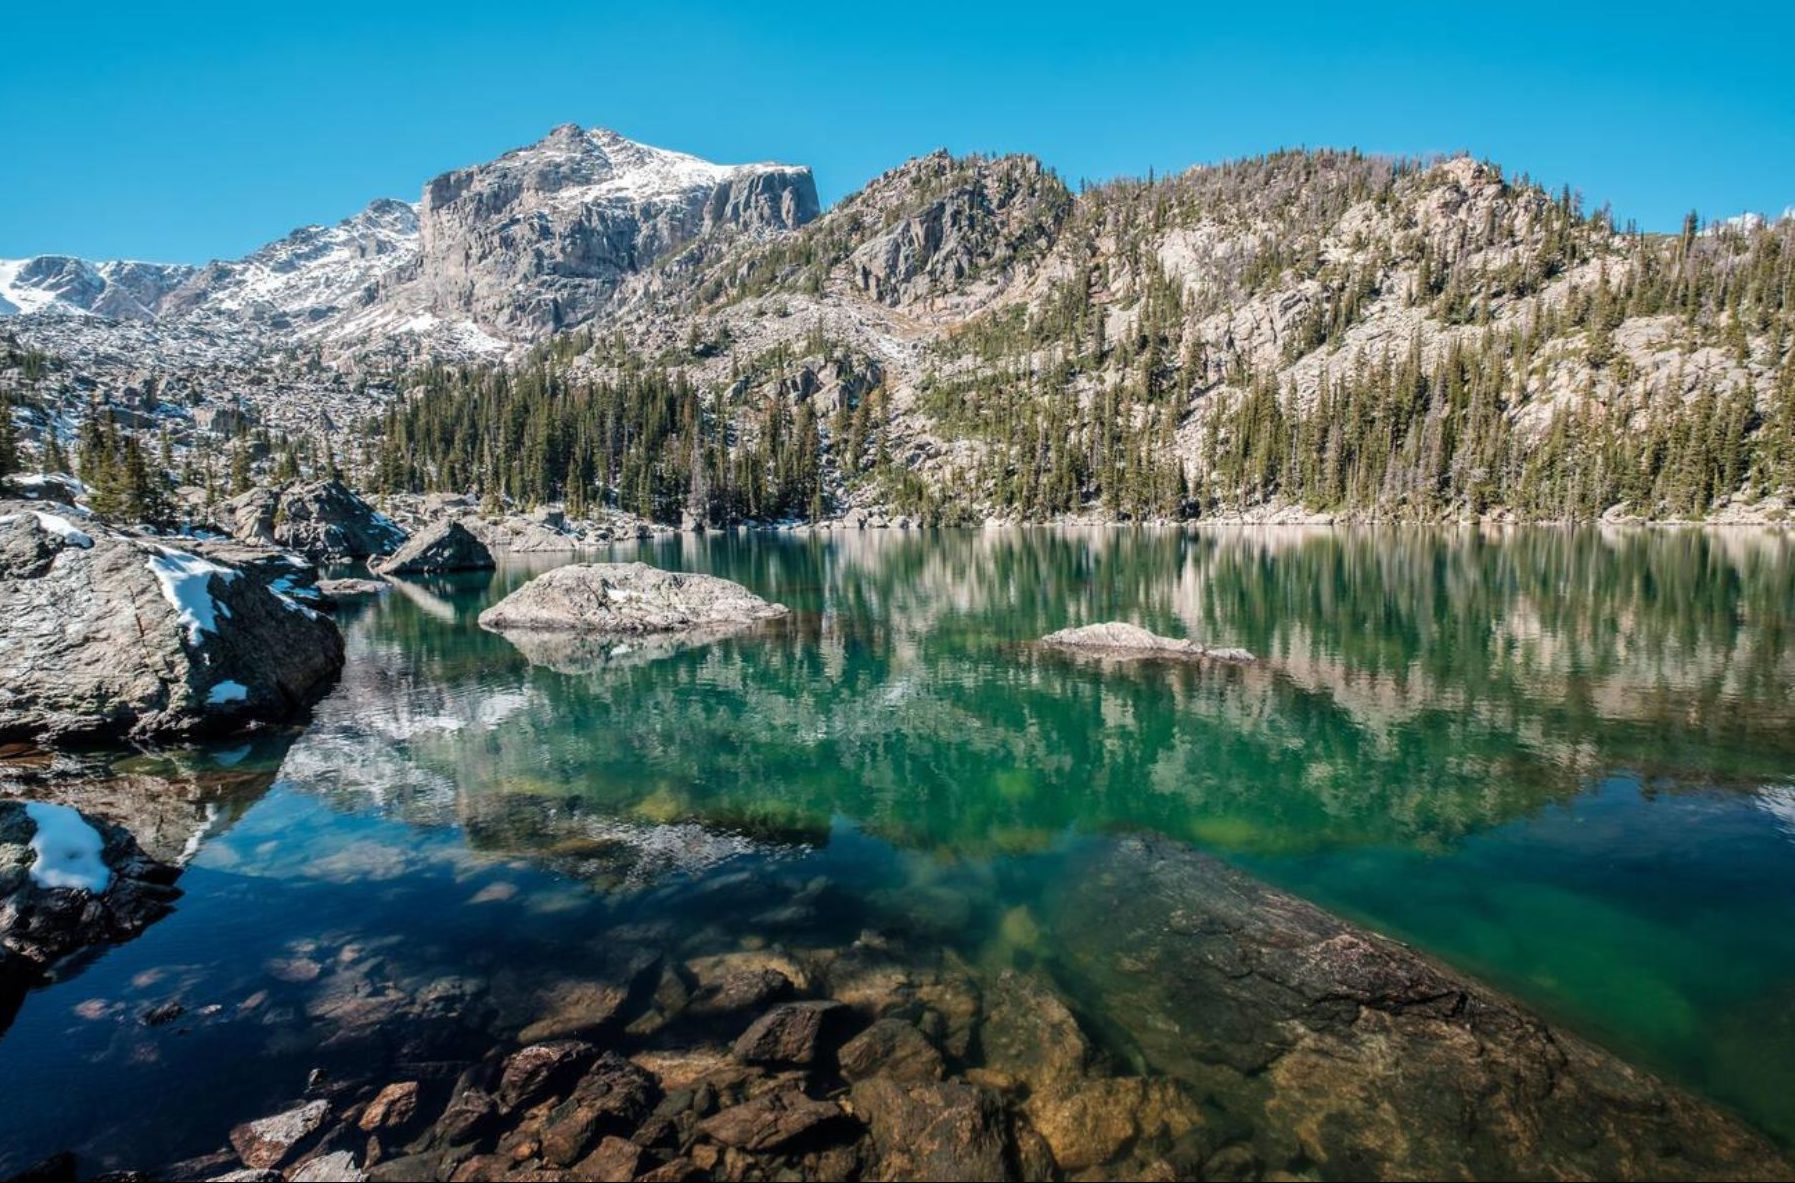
[4, 0, 1791, 262]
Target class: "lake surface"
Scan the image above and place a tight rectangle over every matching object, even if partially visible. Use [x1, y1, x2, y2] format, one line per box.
[4, 526, 1795, 1173]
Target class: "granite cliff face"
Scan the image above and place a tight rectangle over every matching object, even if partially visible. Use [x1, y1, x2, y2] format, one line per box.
[1, 125, 814, 357]
[410, 124, 817, 337]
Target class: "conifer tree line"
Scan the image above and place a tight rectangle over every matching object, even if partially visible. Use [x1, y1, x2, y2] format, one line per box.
[367, 345, 895, 526]
[73, 411, 176, 526]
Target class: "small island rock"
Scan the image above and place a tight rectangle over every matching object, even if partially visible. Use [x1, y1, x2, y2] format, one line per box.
[478, 562, 788, 636]
[1041, 622, 1253, 663]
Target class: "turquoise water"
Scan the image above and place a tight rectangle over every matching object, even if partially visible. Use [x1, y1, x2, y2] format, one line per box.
[3, 526, 1795, 1171]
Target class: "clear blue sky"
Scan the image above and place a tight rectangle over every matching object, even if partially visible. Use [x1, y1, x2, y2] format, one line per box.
[4, 0, 1791, 262]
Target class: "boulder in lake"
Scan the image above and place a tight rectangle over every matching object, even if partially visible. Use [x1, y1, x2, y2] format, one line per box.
[0, 502, 345, 744]
[315, 577, 388, 606]
[455, 511, 583, 554]
[372, 520, 494, 576]
[1040, 622, 1253, 663]
[478, 562, 788, 636]
[216, 480, 406, 564]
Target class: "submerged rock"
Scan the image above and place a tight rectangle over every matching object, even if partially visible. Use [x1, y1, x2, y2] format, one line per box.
[0, 503, 345, 744]
[372, 520, 494, 577]
[731, 1000, 855, 1066]
[1040, 621, 1254, 663]
[216, 480, 406, 564]
[698, 1088, 848, 1153]
[478, 563, 788, 637]
[1046, 834, 1792, 1180]
[850, 1077, 1015, 1182]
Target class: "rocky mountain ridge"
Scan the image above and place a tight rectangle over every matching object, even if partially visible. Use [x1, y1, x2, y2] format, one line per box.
[5, 130, 1793, 524]
[2, 126, 815, 358]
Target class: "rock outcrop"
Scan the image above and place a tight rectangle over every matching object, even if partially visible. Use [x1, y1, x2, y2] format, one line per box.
[1046, 835, 1789, 1180]
[1040, 621, 1254, 663]
[478, 562, 788, 636]
[0, 800, 182, 1030]
[372, 520, 494, 576]
[216, 480, 406, 564]
[412, 124, 818, 338]
[0, 502, 345, 743]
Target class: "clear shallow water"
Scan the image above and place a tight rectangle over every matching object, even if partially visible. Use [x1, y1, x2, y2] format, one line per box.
[4, 526, 1795, 1172]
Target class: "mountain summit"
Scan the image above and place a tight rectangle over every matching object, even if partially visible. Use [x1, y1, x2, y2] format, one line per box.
[411, 124, 817, 337]
[0, 125, 819, 354]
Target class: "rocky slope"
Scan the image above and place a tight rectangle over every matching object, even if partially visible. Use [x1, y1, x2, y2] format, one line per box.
[0, 125, 818, 461]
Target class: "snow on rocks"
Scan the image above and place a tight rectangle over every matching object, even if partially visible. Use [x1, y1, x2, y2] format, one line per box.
[0, 501, 345, 744]
[0, 508, 93, 548]
[1, 800, 182, 992]
[23, 801, 112, 892]
[146, 546, 237, 644]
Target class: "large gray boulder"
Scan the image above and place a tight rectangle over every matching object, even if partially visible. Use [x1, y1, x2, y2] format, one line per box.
[0, 502, 345, 744]
[373, 519, 494, 576]
[216, 479, 406, 564]
[478, 562, 787, 636]
[1040, 622, 1254, 663]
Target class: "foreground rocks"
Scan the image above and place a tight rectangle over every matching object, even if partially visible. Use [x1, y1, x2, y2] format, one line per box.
[1046, 835, 1790, 1180]
[121, 836, 1793, 1183]
[373, 520, 495, 577]
[215, 479, 407, 565]
[1040, 621, 1254, 663]
[478, 563, 789, 637]
[0, 502, 346, 744]
[0, 800, 181, 1030]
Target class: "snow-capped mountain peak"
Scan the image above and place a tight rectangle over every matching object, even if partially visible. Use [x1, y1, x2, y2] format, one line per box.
[0, 255, 195, 320]
[2, 123, 819, 367]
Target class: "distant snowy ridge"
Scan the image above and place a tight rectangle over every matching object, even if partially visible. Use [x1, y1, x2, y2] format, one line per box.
[1, 124, 818, 360]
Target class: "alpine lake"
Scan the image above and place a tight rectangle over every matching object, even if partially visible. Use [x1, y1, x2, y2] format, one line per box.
[4, 525, 1795, 1178]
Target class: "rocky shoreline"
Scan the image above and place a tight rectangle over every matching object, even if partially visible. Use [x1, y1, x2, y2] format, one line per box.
[1, 810, 1780, 1183]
